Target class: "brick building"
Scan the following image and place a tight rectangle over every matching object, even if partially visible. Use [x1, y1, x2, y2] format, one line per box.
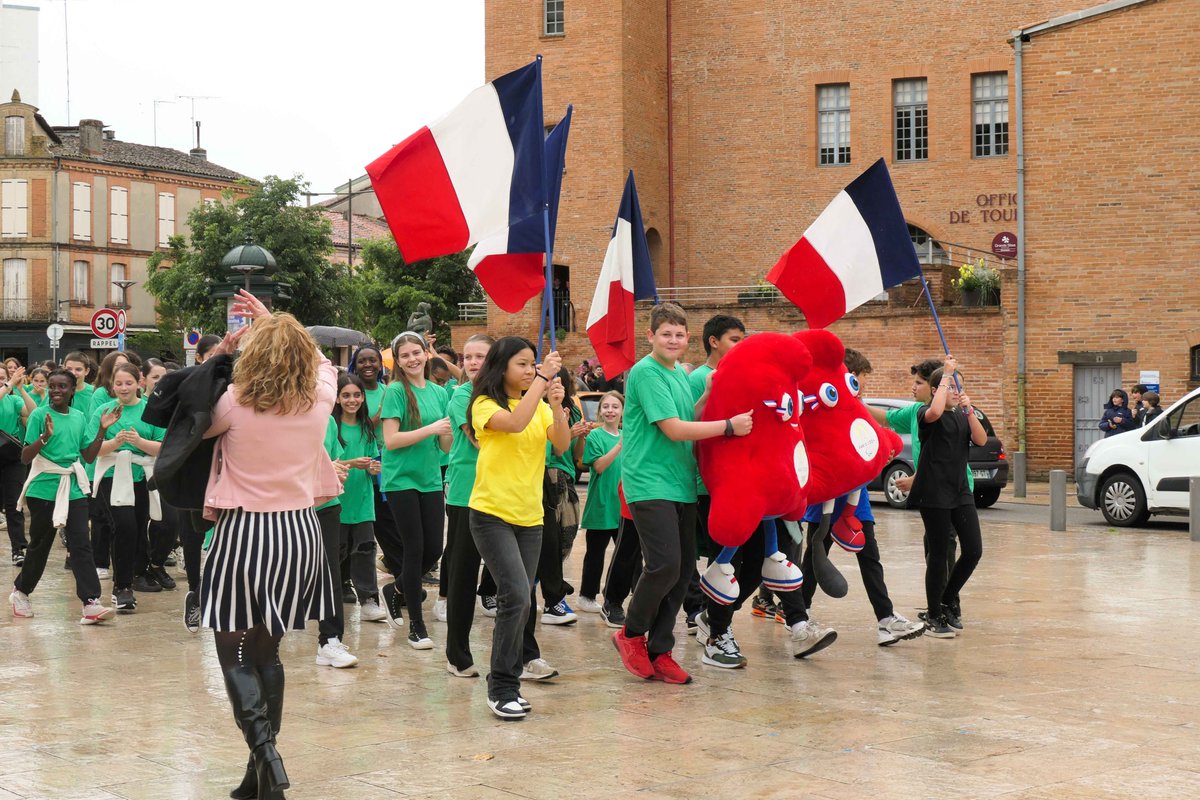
[1, 91, 251, 363]
[472, 0, 1199, 476]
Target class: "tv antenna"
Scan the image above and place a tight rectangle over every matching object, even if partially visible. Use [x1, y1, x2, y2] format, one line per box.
[177, 94, 218, 149]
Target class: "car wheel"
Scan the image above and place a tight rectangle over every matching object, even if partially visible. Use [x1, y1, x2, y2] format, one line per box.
[1098, 472, 1149, 527]
[974, 487, 1001, 509]
[882, 463, 912, 509]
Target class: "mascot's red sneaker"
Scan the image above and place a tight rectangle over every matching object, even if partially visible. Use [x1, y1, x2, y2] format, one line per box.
[700, 561, 739, 605]
[830, 507, 866, 552]
[613, 628, 654, 679]
[760, 551, 804, 591]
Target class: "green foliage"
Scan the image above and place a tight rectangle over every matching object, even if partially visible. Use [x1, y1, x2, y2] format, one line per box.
[145, 176, 362, 335]
[356, 238, 482, 347]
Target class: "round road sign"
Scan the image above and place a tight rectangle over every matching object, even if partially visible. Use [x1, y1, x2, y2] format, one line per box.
[46, 323, 65, 342]
[116, 309, 127, 334]
[91, 308, 120, 339]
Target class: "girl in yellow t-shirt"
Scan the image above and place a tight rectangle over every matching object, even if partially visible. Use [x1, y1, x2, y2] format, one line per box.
[467, 337, 570, 720]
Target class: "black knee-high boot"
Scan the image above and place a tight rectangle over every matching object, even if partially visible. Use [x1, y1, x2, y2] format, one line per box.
[229, 664, 286, 799]
[223, 666, 289, 798]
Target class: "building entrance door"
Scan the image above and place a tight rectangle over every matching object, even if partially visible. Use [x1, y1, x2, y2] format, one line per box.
[1074, 365, 1122, 469]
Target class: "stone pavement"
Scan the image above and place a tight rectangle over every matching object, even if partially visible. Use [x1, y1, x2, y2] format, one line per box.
[1, 504, 1198, 799]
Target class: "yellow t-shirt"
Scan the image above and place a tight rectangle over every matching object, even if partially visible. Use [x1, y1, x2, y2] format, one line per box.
[469, 394, 553, 527]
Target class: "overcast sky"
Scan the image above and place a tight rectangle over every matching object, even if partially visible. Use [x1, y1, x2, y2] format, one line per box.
[23, 0, 485, 196]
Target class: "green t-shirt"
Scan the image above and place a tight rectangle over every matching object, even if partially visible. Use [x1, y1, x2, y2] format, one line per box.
[380, 380, 448, 493]
[23, 406, 90, 502]
[0, 393, 24, 438]
[545, 404, 582, 479]
[89, 386, 114, 416]
[445, 382, 479, 508]
[622, 354, 698, 504]
[316, 417, 344, 512]
[33, 390, 49, 407]
[886, 402, 974, 491]
[87, 397, 165, 482]
[580, 427, 622, 530]
[364, 384, 386, 418]
[335, 418, 378, 524]
[71, 383, 95, 413]
[688, 364, 714, 495]
[439, 379, 458, 469]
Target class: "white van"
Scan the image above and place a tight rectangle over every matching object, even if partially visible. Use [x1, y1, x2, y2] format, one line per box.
[1076, 386, 1200, 526]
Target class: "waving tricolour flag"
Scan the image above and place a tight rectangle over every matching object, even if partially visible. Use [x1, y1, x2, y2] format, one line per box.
[366, 60, 544, 263]
[587, 171, 658, 377]
[466, 106, 572, 313]
[767, 158, 921, 329]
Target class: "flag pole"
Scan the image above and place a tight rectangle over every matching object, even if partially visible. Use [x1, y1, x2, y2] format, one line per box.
[918, 270, 963, 393]
[532, 53, 556, 362]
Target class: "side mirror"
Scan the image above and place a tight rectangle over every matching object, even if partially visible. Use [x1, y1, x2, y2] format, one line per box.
[1159, 425, 1175, 440]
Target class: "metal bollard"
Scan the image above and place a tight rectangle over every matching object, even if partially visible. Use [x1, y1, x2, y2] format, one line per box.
[1191, 476, 1200, 543]
[1050, 469, 1067, 531]
[1013, 452, 1027, 498]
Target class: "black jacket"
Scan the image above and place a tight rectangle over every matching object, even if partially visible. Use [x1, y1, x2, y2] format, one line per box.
[145, 355, 234, 509]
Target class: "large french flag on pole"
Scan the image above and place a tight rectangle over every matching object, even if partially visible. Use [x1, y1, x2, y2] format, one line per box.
[767, 158, 921, 329]
[466, 106, 572, 312]
[587, 171, 658, 377]
[365, 60, 544, 263]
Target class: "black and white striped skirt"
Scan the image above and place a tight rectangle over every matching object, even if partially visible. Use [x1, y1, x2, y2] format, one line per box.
[200, 507, 335, 635]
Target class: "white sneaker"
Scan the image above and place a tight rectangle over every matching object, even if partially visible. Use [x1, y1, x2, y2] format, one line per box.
[520, 658, 559, 681]
[487, 697, 527, 719]
[877, 614, 925, 646]
[10, 589, 33, 618]
[576, 596, 603, 613]
[80, 600, 114, 625]
[359, 597, 387, 622]
[96, 567, 110, 580]
[540, 600, 578, 625]
[315, 638, 359, 668]
[479, 595, 498, 617]
[446, 661, 480, 678]
[789, 619, 837, 658]
[433, 597, 447, 622]
[693, 610, 711, 645]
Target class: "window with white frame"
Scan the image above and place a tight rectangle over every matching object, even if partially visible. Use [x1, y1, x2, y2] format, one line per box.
[4, 116, 24, 156]
[1, 179, 29, 238]
[110, 186, 129, 244]
[158, 192, 175, 246]
[973, 72, 1009, 157]
[894, 78, 928, 162]
[817, 84, 851, 166]
[111, 262, 127, 307]
[2, 258, 28, 319]
[544, 0, 564, 35]
[73, 260, 90, 304]
[72, 181, 92, 241]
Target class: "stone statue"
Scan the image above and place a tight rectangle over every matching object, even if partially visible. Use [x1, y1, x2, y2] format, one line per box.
[407, 302, 433, 335]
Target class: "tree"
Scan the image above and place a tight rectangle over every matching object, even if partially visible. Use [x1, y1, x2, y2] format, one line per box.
[144, 176, 361, 338]
[357, 238, 482, 347]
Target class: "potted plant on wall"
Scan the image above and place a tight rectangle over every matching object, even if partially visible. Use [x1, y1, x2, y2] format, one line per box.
[951, 258, 1000, 306]
[737, 280, 779, 304]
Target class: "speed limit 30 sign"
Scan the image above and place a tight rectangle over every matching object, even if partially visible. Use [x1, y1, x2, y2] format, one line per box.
[90, 308, 127, 339]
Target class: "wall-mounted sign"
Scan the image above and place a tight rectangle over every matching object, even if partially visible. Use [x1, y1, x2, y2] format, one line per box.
[991, 231, 1017, 258]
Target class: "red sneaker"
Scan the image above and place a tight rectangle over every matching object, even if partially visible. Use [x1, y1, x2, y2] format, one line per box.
[650, 652, 692, 684]
[612, 628, 654, 679]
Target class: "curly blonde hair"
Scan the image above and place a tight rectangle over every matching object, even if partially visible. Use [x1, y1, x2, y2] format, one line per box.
[231, 313, 319, 414]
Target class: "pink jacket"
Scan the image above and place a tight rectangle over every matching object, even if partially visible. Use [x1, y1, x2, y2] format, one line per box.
[202, 358, 342, 521]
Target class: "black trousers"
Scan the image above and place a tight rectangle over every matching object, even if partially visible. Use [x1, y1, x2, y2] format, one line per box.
[0, 452, 27, 553]
[781, 520, 894, 625]
[386, 489, 444, 627]
[536, 485, 568, 609]
[580, 528, 615, 600]
[178, 508, 206, 593]
[920, 504, 983, 614]
[706, 522, 766, 638]
[603, 517, 642, 607]
[373, 483, 404, 581]
[316, 505, 345, 645]
[625, 500, 696, 657]
[445, 504, 482, 670]
[15, 497, 101, 603]
[146, 501, 178, 570]
[89, 490, 114, 570]
[342, 521, 378, 601]
[682, 495, 713, 618]
[96, 477, 150, 591]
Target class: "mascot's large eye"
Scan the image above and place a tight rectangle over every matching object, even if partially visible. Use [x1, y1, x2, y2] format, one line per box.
[845, 373, 861, 397]
[778, 393, 795, 421]
[819, 383, 839, 407]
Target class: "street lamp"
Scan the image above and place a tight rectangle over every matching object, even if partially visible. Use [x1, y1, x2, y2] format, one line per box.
[219, 237, 281, 331]
[220, 236, 277, 293]
[112, 279, 136, 310]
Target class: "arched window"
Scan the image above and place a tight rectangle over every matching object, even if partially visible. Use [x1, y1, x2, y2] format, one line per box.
[645, 227, 666, 289]
[908, 223, 948, 264]
[1191, 344, 1200, 381]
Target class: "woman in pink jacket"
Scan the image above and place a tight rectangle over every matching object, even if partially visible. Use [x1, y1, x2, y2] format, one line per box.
[200, 291, 341, 800]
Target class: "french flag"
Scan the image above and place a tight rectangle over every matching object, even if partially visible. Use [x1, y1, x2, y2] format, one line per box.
[767, 158, 921, 329]
[587, 171, 658, 377]
[365, 60, 544, 263]
[466, 106, 572, 313]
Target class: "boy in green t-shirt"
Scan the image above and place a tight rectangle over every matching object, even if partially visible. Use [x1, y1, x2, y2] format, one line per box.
[613, 303, 753, 685]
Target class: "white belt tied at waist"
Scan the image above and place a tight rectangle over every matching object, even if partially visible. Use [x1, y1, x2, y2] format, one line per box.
[93, 449, 162, 521]
[17, 454, 91, 529]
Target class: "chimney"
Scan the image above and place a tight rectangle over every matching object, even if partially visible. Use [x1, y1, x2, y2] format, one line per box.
[188, 119, 207, 160]
[79, 119, 103, 156]
[103, 129, 115, 140]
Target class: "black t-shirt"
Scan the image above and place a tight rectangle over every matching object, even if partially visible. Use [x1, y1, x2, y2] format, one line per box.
[907, 404, 974, 510]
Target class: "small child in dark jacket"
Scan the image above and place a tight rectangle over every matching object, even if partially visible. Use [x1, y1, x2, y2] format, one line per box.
[1099, 389, 1136, 437]
[1141, 391, 1164, 427]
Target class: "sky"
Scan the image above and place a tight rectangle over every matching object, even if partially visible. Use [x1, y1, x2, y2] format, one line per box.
[15, 0, 486, 196]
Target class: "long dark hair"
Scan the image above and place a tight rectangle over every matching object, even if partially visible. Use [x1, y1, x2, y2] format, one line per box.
[466, 336, 537, 442]
[390, 332, 430, 430]
[334, 373, 378, 449]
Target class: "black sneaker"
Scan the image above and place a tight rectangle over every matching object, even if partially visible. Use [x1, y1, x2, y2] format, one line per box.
[479, 595, 498, 617]
[342, 580, 357, 604]
[943, 602, 964, 630]
[11, 550, 24, 567]
[685, 612, 699, 635]
[923, 614, 956, 639]
[131, 572, 162, 593]
[600, 603, 625, 629]
[421, 570, 439, 586]
[114, 587, 136, 612]
[407, 623, 433, 650]
[149, 565, 176, 591]
[381, 583, 404, 629]
[184, 590, 200, 633]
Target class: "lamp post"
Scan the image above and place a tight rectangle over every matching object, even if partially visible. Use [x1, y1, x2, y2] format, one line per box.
[112, 279, 136, 352]
[219, 237, 280, 331]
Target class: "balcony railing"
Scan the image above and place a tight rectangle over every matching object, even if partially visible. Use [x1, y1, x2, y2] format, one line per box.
[458, 301, 487, 321]
[0, 297, 57, 322]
